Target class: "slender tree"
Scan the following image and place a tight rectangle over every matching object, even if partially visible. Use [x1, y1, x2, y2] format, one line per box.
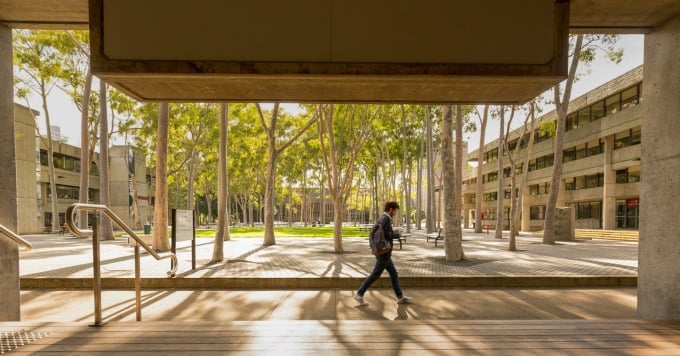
[317, 104, 375, 253]
[474, 105, 489, 233]
[425, 106, 436, 233]
[152, 103, 171, 251]
[98, 80, 114, 240]
[440, 105, 464, 261]
[257, 103, 317, 246]
[495, 107, 505, 239]
[212, 103, 230, 262]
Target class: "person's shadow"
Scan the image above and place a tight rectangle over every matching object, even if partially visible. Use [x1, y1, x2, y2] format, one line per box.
[395, 303, 409, 320]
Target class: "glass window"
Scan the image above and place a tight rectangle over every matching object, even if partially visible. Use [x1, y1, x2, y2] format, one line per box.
[630, 127, 641, 145]
[564, 147, 576, 162]
[566, 113, 578, 131]
[504, 189, 512, 199]
[615, 129, 631, 149]
[40, 150, 48, 166]
[64, 157, 75, 171]
[530, 205, 545, 220]
[575, 144, 587, 160]
[53, 154, 64, 170]
[530, 184, 539, 196]
[616, 169, 628, 184]
[605, 93, 621, 115]
[586, 174, 599, 188]
[621, 85, 640, 109]
[628, 165, 641, 183]
[591, 100, 606, 121]
[565, 178, 575, 191]
[575, 176, 586, 190]
[587, 139, 604, 156]
[578, 107, 592, 124]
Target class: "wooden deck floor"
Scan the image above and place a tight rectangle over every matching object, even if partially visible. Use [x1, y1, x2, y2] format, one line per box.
[2, 320, 679, 355]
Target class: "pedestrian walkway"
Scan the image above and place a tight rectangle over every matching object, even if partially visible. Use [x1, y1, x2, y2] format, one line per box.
[18, 230, 637, 288]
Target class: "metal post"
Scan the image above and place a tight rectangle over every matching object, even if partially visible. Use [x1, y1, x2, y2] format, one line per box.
[92, 214, 102, 326]
[134, 245, 141, 321]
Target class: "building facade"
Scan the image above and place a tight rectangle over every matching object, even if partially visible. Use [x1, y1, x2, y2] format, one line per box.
[462, 66, 643, 231]
[14, 103, 151, 233]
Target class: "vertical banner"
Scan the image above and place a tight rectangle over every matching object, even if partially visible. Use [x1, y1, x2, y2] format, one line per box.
[171, 209, 196, 270]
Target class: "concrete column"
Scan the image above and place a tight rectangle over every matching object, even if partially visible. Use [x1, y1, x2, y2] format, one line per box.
[520, 185, 530, 231]
[602, 135, 616, 230]
[0, 23, 21, 321]
[638, 14, 680, 320]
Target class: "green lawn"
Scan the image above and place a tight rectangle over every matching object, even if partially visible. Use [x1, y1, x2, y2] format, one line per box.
[198, 226, 368, 238]
[116, 226, 370, 239]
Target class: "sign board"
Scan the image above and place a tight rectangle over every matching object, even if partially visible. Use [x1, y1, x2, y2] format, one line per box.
[171, 209, 196, 270]
[626, 198, 640, 207]
[89, 0, 569, 103]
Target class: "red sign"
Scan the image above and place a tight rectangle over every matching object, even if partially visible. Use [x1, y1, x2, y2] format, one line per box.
[626, 198, 639, 207]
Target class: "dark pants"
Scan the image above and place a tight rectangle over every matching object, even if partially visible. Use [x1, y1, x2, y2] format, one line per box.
[357, 254, 403, 298]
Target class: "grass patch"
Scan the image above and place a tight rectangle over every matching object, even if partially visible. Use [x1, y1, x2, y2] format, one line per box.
[115, 226, 369, 239]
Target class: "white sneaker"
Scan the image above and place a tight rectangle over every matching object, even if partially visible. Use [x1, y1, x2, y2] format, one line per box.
[397, 296, 413, 304]
[354, 294, 368, 306]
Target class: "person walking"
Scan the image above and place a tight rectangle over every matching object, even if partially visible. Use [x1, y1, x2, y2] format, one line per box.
[354, 201, 412, 306]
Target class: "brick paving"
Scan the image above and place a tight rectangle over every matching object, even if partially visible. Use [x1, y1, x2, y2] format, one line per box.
[18, 229, 638, 279]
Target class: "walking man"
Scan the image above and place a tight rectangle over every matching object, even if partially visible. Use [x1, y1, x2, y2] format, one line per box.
[354, 201, 412, 306]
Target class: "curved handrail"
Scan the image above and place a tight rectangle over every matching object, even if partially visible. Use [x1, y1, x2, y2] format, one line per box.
[65, 203, 176, 277]
[0, 224, 33, 251]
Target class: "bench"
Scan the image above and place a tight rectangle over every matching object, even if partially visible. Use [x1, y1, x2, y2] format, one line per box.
[394, 233, 410, 250]
[483, 224, 494, 234]
[426, 228, 444, 247]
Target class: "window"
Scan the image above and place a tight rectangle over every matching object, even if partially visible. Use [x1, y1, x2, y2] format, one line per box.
[503, 167, 511, 178]
[621, 85, 640, 109]
[565, 177, 575, 191]
[485, 171, 498, 183]
[484, 149, 499, 163]
[605, 93, 621, 115]
[614, 127, 641, 149]
[482, 208, 497, 220]
[575, 144, 588, 160]
[566, 113, 579, 131]
[617, 166, 641, 184]
[529, 183, 549, 196]
[578, 107, 592, 124]
[591, 100, 606, 121]
[563, 147, 576, 163]
[587, 139, 604, 156]
[504, 189, 512, 199]
[574, 201, 602, 220]
[585, 173, 604, 188]
[575, 176, 586, 190]
[530, 184, 539, 196]
[530, 205, 545, 220]
[484, 192, 498, 201]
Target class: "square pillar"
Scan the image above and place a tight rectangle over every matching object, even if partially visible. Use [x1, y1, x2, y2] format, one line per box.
[602, 135, 617, 230]
[0, 23, 21, 321]
[638, 14, 680, 320]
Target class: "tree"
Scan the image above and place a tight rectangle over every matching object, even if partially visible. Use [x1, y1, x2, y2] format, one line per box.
[543, 34, 622, 244]
[13, 30, 64, 231]
[473, 105, 489, 233]
[425, 105, 436, 233]
[257, 103, 317, 246]
[512, 101, 538, 250]
[317, 104, 375, 253]
[495, 107, 506, 239]
[98, 80, 114, 240]
[212, 103, 230, 262]
[152, 103, 171, 252]
[440, 105, 465, 261]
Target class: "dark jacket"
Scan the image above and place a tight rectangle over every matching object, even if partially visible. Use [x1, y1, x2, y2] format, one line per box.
[377, 213, 398, 246]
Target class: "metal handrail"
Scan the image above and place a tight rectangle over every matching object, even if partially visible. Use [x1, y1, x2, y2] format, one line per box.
[0, 224, 33, 251]
[65, 203, 177, 326]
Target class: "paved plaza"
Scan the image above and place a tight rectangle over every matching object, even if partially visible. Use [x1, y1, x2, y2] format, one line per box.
[19, 229, 637, 280]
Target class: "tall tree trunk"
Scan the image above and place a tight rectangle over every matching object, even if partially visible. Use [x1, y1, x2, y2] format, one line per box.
[263, 145, 277, 245]
[213, 103, 230, 262]
[495, 107, 505, 239]
[405, 160, 412, 233]
[41, 83, 59, 231]
[441, 105, 465, 261]
[454, 105, 464, 238]
[416, 139, 423, 230]
[98, 81, 114, 240]
[425, 105, 436, 233]
[320, 168, 326, 224]
[130, 171, 142, 229]
[78, 70, 92, 229]
[474, 105, 489, 233]
[333, 197, 344, 252]
[544, 35, 583, 244]
[186, 151, 196, 211]
[401, 105, 411, 232]
[152, 103, 171, 252]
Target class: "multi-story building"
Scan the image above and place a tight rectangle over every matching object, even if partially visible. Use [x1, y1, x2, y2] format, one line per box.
[462, 66, 643, 231]
[13, 103, 152, 233]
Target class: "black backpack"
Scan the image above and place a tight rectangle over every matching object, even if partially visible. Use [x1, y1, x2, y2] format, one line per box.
[369, 217, 392, 255]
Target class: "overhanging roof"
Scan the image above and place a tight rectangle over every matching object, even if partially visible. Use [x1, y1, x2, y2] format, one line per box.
[2, 0, 679, 32]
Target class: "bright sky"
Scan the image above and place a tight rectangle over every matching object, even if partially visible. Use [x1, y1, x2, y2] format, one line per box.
[20, 35, 644, 151]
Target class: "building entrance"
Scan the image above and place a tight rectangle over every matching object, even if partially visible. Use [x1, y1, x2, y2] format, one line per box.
[616, 198, 639, 229]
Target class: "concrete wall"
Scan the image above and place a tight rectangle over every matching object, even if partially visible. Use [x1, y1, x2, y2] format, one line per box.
[109, 146, 150, 228]
[638, 14, 680, 320]
[0, 23, 21, 321]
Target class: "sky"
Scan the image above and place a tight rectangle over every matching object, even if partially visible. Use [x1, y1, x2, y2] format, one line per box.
[20, 35, 644, 151]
